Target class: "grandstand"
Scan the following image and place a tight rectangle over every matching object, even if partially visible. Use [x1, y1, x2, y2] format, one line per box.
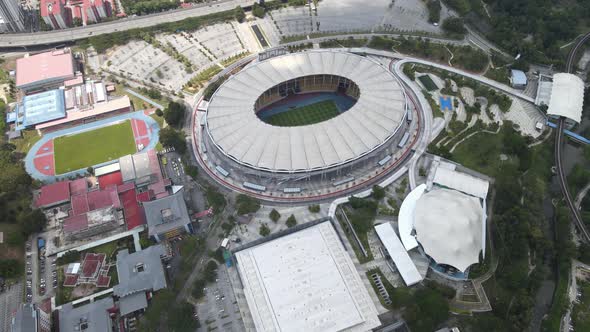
[202, 50, 409, 196]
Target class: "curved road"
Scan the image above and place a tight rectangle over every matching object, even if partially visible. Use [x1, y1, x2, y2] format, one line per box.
[554, 31, 590, 243]
[0, 0, 250, 49]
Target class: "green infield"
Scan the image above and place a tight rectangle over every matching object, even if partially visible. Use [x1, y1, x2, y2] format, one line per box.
[265, 100, 341, 127]
[54, 121, 136, 174]
[418, 75, 437, 91]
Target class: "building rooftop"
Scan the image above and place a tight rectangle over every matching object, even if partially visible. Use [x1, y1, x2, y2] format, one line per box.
[206, 50, 406, 172]
[374, 222, 423, 286]
[17, 89, 66, 128]
[113, 244, 167, 298]
[142, 188, 190, 237]
[11, 304, 36, 332]
[16, 49, 75, 89]
[59, 297, 114, 332]
[234, 221, 380, 332]
[119, 291, 148, 316]
[510, 69, 527, 86]
[547, 73, 585, 123]
[432, 167, 489, 199]
[414, 188, 484, 272]
[34, 181, 71, 208]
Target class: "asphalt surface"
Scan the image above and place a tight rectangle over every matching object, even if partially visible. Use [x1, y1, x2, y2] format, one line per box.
[0, 0, 252, 49]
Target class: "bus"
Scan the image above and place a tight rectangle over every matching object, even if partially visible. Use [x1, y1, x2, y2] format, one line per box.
[398, 132, 410, 149]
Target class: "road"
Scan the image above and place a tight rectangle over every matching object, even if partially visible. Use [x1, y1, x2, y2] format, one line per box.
[0, 0, 252, 49]
[554, 31, 590, 243]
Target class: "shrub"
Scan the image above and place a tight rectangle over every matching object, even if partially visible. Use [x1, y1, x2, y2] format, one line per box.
[286, 215, 297, 228]
[308, 204, 320, 213]
[269, 209, 281, 222]
[259, 223, 270, 237]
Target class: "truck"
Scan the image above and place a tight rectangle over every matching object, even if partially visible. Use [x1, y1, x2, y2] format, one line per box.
[221, 238, 229, 249]
[37, 237, 45, 250]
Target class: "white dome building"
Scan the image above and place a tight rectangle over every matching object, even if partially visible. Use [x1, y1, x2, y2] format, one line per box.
[397, 165, 489, 274]
[413, 188, 483, 272]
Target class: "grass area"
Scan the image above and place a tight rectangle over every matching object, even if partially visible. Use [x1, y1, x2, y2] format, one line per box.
[54, 121, 136, 174]
[319, 37, 368, 48]
[13, 130, 42, 154]
[336, 213, 374, 263]
[366, 268, 396, 309]
[418, 74, 438, 91]
[220, 51, 250, 67]
[150, 112, 165, 128]
[184, 65, 223, 91]
[0, 223, 25, 265]
[542, 269, 570, 331]
[265, 100, 340, 127]
[113, 84, 168, 112]
[450, 131, 505, 176]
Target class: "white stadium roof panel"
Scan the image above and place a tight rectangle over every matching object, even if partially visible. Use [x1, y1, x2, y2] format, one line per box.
[547, 73, 584, 123]
[433, 167, 489, 199]
[206, 50, 406, 172]
[375, 222, 423, 286]
[398, 184, 426, 251]
[235, 222, 380, 332]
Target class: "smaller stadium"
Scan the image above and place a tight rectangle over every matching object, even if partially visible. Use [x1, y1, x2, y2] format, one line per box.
[197, 50, 417, 200]
[27, 111, 159, 180]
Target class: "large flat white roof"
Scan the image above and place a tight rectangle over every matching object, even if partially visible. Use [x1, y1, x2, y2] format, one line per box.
[235, 222, 380, 332]
[547, 73, 584, 123]
[206, 50, 406, 173]
[374, 222, 423, 286]
[432, 167, 489, 199]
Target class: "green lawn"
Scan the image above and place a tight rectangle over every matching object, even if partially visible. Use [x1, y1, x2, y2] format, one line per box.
[54, 121, 136, 174]
[265, 100, 340, 127]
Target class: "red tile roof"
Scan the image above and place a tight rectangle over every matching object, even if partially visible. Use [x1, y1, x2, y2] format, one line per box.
[71, 193, 90, 216]
[81, 253, 105, 278]
[98, 171, 123, 190]
[120, 188, 146, 230]
[87, 186, 120, 210]
[34, 181, 71, 208]
[69, 178, 88, 196]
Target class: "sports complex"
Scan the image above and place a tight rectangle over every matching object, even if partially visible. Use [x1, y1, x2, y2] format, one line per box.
[196, 50, 418, 200]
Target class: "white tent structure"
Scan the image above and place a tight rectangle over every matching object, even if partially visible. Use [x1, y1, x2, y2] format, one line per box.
[547, 73, 585, 123]
[413, 188, 484, 272]
[205, 50, 406, 173]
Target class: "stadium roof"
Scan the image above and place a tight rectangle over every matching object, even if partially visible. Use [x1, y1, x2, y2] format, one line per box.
[432, 167, 489, 199]
[414, 188, 484, 272]
[17, 89, 66, 128]
[206, 50, 406, 172]
[59, 297, 114, 332]
[235, 221, 380, 332]
[374, 222, 423, 286]
[397, 183, 426, 251]
[547, 73, 584, 123]
[114, 245, 167, 298]
[16, 49, 75, 89]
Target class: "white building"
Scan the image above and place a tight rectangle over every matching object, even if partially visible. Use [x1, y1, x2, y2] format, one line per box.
[235, 221, 380, 332]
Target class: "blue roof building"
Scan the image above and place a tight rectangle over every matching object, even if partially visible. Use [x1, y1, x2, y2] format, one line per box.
[16, 89, 66, 130]
[510, 69, 527, 89]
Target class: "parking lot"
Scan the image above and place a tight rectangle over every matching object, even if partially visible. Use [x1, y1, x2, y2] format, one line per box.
[196, 264, 244, 332]
[160, 148, 185, 184]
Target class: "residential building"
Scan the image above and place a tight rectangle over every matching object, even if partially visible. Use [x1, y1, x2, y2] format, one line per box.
[40, 0, 71, 30]
[0, 0, 25, 32]
[84, 0, 110, 23]
[11, 303, 51, 332]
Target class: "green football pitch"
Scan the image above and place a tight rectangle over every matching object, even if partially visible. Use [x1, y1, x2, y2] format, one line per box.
[265, 100, 341, 127]
[54, 121, 136, 174]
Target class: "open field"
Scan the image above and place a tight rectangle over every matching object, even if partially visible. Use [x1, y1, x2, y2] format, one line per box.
[54, 121, 136, 174]
[265, 100, 340, 127]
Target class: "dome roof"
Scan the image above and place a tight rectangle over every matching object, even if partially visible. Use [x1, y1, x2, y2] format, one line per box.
[413, 188, 483, 272]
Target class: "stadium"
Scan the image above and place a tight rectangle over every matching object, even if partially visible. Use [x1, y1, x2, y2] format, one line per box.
[198, 50, 415, 198]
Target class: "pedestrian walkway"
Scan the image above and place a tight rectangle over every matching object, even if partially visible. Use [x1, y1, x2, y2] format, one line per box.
[25, 111, 160, 183]
[125, 88, 165, 110]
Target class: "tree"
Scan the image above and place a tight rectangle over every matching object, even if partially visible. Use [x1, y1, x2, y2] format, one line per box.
[163, 101, 185, 127]
[155, 108, 163, 117]
[269, 209, 281, 222]
[208, 247, 224, 264]
[252, 3, 265, 18]
[234, 6, 245, 22]
[371, 185, 386, 200]
[192, 279, 206, 299]
[184, 164, 198, 180]
[259, 223, 270, 237]
[442, 17, 467, 36]
[308, 204, 320, 213]
[159, 127, 187, 154]
[286, 214, 297, 228]
[204, 260, 218, 282]
[236, 194, 261, 215]
[86, 166, 94, 175]
[426, 0, 441, 23]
